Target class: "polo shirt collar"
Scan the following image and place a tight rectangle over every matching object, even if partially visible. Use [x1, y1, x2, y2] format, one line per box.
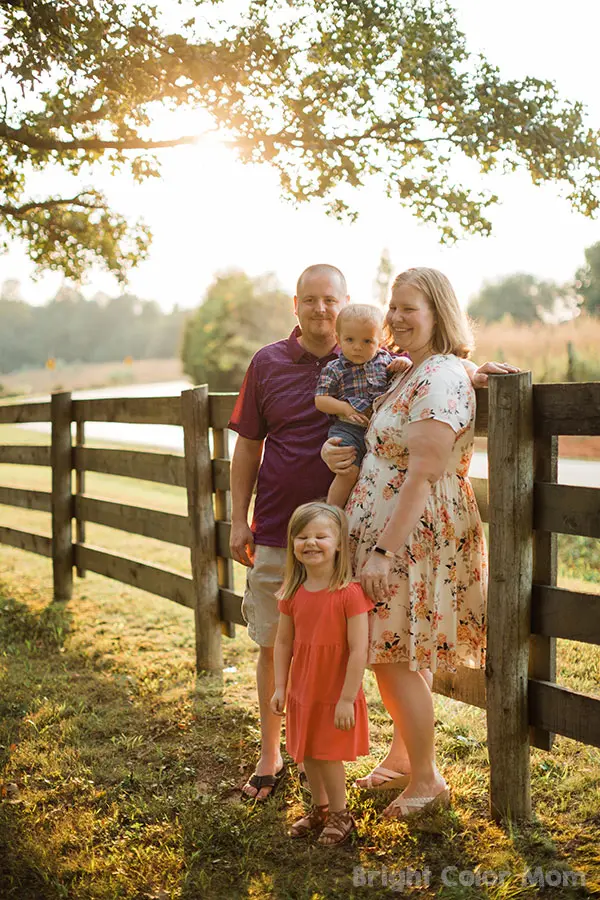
[287, 326, 340, 363]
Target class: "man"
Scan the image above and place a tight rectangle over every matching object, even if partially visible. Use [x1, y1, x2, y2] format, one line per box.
[229, 263, 516, 799]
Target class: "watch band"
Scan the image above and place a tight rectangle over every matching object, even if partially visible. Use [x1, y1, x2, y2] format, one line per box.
[374, 546, 395, 559]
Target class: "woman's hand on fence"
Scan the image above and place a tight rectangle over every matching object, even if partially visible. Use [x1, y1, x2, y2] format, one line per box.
[472, 361, 521, 388]
[321, 437, 357, 473]
[230, 521, 255, 567]
[270, 688, 286, 716]
[361, 552, 392, 603]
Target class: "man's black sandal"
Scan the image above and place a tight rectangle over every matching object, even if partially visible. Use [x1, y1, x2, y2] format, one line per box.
[242, 764, 286, 800]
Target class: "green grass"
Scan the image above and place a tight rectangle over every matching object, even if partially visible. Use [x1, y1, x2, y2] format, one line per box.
[0, 424, 599, 898]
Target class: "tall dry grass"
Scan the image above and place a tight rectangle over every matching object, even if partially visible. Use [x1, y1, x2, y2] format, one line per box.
[471, 314, 600, 383]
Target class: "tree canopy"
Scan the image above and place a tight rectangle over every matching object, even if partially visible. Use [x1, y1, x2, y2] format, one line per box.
[2, 0, 600, 281]
[180, 270, 296, 390]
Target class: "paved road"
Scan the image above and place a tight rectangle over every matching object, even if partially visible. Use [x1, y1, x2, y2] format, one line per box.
[18, 381, 600, 488]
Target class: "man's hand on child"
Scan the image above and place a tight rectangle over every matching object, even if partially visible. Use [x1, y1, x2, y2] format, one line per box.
[270, 689, 286, 716]
[334, 699, 355, 731]
[321, 438, 357, 473]
[387, 357, 413, 375]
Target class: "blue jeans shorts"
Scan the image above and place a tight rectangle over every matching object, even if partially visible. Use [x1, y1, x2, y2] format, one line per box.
[328, 419, 367, 467]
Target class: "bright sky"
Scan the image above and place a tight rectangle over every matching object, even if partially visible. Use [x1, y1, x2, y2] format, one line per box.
[2, 0, 600, 311]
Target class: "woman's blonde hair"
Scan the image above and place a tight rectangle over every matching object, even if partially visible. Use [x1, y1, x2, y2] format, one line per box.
[278, 502, 353, 601]
[384, 267, 474, 359]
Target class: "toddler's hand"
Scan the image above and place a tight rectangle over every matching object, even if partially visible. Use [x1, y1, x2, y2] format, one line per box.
[387, 357, 412, 375]
[334, 699, 355, 731]
[270, 689, 286, 716]
[347, 411, 369, 426]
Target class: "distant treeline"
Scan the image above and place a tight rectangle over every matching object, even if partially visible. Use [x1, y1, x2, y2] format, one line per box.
[0, 284, 188, 374]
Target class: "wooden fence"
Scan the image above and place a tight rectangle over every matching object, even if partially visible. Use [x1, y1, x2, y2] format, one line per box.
[0, 375, 599, 822]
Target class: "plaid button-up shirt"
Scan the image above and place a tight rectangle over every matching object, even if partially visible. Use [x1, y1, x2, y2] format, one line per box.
[315, 348, 396, 413]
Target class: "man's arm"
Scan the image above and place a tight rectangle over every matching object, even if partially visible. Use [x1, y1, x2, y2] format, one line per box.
[230, 435, 263, 567]
[462, 358, 520, 388]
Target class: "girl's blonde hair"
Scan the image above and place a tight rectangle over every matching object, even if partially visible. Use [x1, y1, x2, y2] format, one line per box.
[278, 502, 353, 601]
[384, 267, 474, 359]
[336, 303, 384, 338]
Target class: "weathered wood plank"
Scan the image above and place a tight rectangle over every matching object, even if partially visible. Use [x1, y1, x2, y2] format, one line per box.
[487, 372, 534, 821]
[209, 393, 237, 430]
[0, 525, 52, 557]
[534, 383, 600, 436]
[72, 395, 182, 425]
[213, 429, 235, 638]
[0, 486, 51, 512]
[470, 477, 489, 523]
[216, 520, 231, 558]
[474, 388, 488, 437]
[531, 585, 600, 645]
[534, 482, 600, 539]
[75, 421, 86, 577]
[74, 543, 194, 608]
[73, 447, 186, 487]
[219, 588, 245, 627]
[182, 387, 222, 670]
[530, 434, 557, 751]
[433, 667, 486, 710]
[0, 401, 51, 424]
[51, 392, 73, 601]
[74, 495, 190, 546]
[0, 445, 51, 466]
[529, 680, 600, 748]
[212, 458, 231, 493]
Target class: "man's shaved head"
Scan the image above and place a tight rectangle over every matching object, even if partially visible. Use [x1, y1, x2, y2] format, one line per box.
[296, 264, 347, 298]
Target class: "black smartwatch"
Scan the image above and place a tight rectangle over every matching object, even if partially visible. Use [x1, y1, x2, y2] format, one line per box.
[373, 546, 395, 559]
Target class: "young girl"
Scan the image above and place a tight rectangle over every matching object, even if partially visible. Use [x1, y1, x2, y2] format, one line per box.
[270, 502, 373, 846]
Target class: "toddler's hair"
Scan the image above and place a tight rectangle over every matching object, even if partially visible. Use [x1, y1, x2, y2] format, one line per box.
[336, 303, 384, 338]
[278, 502, 353, 601]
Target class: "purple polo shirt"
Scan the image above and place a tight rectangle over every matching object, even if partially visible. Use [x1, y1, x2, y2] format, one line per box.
[228, 326, 339, 548]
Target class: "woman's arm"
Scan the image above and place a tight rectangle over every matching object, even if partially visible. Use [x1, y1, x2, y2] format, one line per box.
[360, 418, 456, 602]
[271, 613, 294, 715]
[462, 359, 520, 388]
[334, 612, 369, 730]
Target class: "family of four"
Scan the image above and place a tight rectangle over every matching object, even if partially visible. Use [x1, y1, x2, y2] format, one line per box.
[228, 264, 516, 846]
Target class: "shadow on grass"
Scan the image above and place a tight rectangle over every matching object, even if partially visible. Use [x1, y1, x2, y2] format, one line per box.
[0, 589, 597, 899]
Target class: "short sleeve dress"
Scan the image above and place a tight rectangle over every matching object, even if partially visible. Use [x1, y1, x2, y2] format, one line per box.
[278, 582, 373, 763]
[346, 354, 488, 673]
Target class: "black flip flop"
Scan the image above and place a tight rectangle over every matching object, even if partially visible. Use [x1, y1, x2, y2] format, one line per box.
[242, 764, 286, 801]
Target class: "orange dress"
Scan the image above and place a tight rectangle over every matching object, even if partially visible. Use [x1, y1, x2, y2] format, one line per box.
[278, 582, 373, 763]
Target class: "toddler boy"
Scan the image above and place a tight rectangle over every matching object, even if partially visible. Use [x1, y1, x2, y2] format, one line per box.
[315, 304, 411, 507]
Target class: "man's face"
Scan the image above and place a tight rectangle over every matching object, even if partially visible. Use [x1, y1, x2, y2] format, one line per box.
[293, 272, 348, 344]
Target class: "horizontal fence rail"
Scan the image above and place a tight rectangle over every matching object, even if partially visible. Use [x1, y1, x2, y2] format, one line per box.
[72, 396, 182, 425]
[0, 445, 51, 466]
[73, 447, 187, 487]
[0, 401, 51, 424]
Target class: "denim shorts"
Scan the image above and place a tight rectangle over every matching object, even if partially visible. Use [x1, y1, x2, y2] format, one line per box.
[328, 419, 367, 466]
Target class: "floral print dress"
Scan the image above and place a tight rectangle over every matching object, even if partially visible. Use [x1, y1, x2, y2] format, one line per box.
[346, 354, 488, 673]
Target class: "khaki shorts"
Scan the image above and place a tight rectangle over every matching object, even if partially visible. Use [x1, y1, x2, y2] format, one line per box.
[242, 544, 287, 647]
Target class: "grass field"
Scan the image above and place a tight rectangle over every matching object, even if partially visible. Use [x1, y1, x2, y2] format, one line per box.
[0, 425, 599, 899]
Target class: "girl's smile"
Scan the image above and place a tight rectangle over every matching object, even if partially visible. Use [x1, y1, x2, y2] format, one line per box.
[293, 515, 340, 570]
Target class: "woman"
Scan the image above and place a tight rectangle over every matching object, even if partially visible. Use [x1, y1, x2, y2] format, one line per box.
[323, 267, 489, 818]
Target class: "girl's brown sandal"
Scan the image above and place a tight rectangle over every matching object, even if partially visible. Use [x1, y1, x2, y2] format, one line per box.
[289, 803, 329, 838]
[317, 809, 356, 846]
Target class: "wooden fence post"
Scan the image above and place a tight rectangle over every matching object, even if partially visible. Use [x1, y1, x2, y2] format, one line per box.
[487, 372, 534, 821]
[51, 391, 73, 601]
[182, 386, 223, 671]
[530, 433, 557, 750]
